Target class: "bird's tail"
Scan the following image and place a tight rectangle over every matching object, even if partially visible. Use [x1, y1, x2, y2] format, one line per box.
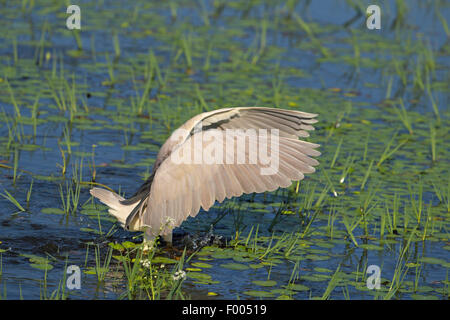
[90, 187, 138, 227]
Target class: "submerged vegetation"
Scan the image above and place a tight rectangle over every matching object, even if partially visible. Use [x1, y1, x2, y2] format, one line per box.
[0, 0, 449, 299]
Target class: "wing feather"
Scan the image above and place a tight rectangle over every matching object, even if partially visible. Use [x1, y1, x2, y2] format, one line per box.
[138, 107, 320, 236]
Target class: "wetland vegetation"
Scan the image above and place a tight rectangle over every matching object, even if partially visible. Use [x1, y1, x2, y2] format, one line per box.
[0, 0, 449, 300]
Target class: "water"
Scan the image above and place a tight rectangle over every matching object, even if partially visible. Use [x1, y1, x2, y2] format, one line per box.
[0, 0, 448, 299]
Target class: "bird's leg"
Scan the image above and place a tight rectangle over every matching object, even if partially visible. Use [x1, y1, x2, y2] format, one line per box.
[143, 231, 156, 252]
[162, 233, 173, 246]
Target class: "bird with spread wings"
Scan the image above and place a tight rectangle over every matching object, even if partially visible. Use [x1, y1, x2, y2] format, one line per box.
[90, 107, 320, 247]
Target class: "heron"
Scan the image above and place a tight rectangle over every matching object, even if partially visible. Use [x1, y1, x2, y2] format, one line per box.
[90, 107, 320, 248]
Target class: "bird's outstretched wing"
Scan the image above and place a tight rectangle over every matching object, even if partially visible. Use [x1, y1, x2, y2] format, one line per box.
[139, 107, 320, 237]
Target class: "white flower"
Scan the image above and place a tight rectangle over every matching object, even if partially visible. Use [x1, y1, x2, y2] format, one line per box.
[140, 259, 151, 268]
[166, 217, 176, 228]
[172, 270, 186, 281]
[158, 217, 177, 233]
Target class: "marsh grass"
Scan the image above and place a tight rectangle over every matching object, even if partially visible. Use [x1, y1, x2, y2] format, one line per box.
[429, 122, 436, 162]
[393, 99, 413, 135]
[131, 63, 154, 115]
[94, 245, 113, 283]
[408, 181, 423, 225]
[321, 264, 342, 300]
[360, 160, 374, 191]
[58, 160, 83, 215]
[5, 78, 21, 119]
[330, 138, 343, 169]
[0, 189, 26, 212]
[12, 147, 19, 185]
[384, 227, 417, 299]
[432, 179, 450, 213]
[104, 52, 116, 84]
[377, 131, 408, 167]
[292, 12, 330, 58]
[180, 34, 193, 70]
[0, 0, 448, 301]
[426, 76, 441, 125]
[108, 241, 190, 300]
[38, 257, 70, 300]
[341, 213, 363, 247]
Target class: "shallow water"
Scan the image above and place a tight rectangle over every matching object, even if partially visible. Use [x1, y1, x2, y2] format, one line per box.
[0, 0, 449, 299]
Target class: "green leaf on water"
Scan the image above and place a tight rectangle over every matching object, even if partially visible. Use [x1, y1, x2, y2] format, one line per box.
[411, 294, 439, 300]
[80, 209, 106, 216]
[305, 254, 330, 261]
[151, 256, 177, 264]
[197, 257, 213, 261]
[211, 252, 233, 259]
[252, 280, 277, 287]
[83, 267, 97, 275]
[243, 290, 275, 298]
[18, 144, 40, 151]
[80, 227, 102, 234]
[98, 141, 116, 147]
[121, 241, 138, 249]
[233, 256, 254, 263]
[285, 283, 310, 291]
[112, 255, 128, 262]
[41, 208, 65, 215]
[109, 162, 136, 169]
[415, 285, 436, 293]
[82, 203, 108, 210]
[302, 274, 330, 282]
[33, 175, 64, 182]
[420, 257, 447, 265]
[220, 263, 249, 270]
[108, 243, 125, 251]
[358, 244, 384, 251]
[30, 263, 53, 271]
[249, 263, 265, 269]
[405, 263, 420, 268]
[187, 272, 212, 281]
[276, 295, 293, 300]
[191, 262, 213, 269]
[314, 267, 333, 273]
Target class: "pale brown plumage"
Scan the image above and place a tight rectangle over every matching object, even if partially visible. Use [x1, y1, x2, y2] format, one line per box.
[90, 107, 320, 245]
